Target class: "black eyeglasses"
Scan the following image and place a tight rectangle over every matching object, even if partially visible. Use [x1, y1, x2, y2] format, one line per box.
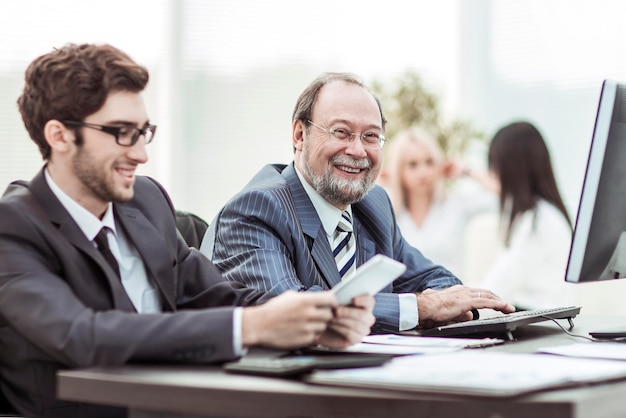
[62, 120, 157, 147]
[307, 120, 386, 149]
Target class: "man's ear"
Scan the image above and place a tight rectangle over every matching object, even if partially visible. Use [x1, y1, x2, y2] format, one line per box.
[292, 119, 305, 151]
[44, 119, 73, 153]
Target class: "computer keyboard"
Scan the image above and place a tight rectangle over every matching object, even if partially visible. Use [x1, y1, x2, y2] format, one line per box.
[419, 306, 582, 340]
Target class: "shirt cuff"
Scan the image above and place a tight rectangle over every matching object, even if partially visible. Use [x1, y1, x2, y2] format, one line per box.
[398, 293, 419, 331]
[233, 307, 247, 357]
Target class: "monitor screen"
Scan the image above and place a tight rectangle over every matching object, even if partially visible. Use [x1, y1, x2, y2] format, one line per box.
[566, 79, 626, 283]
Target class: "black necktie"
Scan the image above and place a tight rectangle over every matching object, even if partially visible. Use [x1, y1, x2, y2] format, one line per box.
[94, 227, 121, 279]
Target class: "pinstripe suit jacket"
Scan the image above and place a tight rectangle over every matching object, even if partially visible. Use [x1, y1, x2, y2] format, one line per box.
[202, 163, 461, 333]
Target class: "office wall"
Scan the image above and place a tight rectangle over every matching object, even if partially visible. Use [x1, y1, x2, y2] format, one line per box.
[5, 1, 618, 220]
[0, 0, 171, 200]
[459, 1, 626, 216]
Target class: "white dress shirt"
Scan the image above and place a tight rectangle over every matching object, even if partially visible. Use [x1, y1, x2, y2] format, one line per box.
[396, 185, 497, 277]
[478, 199, 577, 309]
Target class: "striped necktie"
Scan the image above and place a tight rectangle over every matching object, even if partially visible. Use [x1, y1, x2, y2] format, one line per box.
[333, 211, 356, 280]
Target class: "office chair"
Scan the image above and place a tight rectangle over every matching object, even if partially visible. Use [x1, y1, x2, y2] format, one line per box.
[0, 390, 21, 417]
[175, 210, 209, 249]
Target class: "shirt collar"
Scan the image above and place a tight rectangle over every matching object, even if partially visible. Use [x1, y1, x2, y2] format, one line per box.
[294, 165, 352, 237]
[44, 168, 117, 242]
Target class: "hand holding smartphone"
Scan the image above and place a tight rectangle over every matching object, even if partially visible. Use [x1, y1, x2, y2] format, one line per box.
[331, 255, 406, 305]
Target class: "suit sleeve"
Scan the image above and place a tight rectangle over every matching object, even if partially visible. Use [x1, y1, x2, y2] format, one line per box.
[142, 177, 267, 310]
[201, 187, 319, 298]
[356, 187, 463, 333]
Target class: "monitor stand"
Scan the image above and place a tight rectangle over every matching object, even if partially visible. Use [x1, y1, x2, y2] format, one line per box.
[589, 233, 626, 340]
[599, 231, 626, 280]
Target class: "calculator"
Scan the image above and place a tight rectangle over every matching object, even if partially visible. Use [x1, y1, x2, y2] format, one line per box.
[223, 354, 393, 377]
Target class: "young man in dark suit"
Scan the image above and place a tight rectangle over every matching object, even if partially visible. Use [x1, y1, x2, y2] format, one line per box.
[202, 72, 514, 334]
[0, 45, 374, 418]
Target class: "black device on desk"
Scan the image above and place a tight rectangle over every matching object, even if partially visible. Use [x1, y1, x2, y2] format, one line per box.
[224, 353, 393, 377]
[419, 306, 581, 341]
[589, 329, 626, 340]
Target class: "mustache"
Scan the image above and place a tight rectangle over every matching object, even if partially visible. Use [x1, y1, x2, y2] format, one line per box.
[330, 155, 371, 169]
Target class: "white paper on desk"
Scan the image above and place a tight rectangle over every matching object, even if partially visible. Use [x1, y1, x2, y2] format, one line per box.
[307, 351, 626, 397]
[363, 334, 504, 348]
[538, 342, 626, 360]
[336, 342, 460, 355]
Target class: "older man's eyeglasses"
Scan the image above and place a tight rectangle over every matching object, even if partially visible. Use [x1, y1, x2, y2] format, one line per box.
[62, 120, 157, 147]
[307, 120, 386, 149]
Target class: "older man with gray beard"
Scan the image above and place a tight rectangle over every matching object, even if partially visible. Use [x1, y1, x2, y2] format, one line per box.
[201, 72, 514, 333]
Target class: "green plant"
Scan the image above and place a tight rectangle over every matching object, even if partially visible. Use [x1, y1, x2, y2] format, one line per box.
[371, 69, 484, 158]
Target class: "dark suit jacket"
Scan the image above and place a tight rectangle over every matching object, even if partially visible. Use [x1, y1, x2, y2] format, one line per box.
[202, 163, 461, 334]
[0, 168, 267, 418]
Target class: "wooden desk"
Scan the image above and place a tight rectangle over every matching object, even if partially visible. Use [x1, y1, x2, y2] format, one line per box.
[57, 315, 626, 418]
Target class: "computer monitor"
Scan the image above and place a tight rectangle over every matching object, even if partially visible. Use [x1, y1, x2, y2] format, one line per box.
[566, 79, 626, 283]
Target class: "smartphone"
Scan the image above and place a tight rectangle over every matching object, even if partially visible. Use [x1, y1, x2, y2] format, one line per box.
[331, 255, 406, 305]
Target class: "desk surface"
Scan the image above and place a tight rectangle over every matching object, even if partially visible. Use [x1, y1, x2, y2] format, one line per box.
[57, 315, 626, 418]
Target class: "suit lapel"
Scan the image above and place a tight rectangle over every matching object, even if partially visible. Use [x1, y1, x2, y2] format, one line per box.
[114, 205, 176, 311]
[29, 169, 136, 312]
[310, 232, 342, 288]
[351, 208, 376, 266]
[283, 164, 342, 288]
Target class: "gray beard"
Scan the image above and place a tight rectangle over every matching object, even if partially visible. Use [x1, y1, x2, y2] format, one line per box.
[301, 150, 374, 207]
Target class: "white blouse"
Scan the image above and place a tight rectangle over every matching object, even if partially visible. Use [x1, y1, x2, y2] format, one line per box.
[479, 199, 577, 309]
[396, 186, 497, 277]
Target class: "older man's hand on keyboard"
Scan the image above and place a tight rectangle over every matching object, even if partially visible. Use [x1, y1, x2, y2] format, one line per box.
[415, 285, 516, 329]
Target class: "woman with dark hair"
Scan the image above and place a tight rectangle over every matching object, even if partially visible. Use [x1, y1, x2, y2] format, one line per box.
[479, 121, 576, 310]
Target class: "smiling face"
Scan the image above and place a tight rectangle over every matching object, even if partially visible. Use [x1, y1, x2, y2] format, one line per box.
[292, 80, 383, 209]
[47, 90, 150, 218]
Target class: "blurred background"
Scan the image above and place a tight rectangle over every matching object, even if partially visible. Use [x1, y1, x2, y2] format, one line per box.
[2, 0, 626, 311]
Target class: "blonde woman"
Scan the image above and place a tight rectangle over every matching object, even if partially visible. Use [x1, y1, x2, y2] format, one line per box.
[382, 127, 497, 277]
